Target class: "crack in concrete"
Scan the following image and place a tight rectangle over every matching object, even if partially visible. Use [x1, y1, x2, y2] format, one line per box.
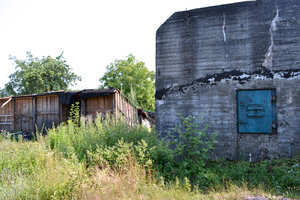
[262, 6, 280, 69]
[155, 67, 300, 100]
[222, 12, 227, 43]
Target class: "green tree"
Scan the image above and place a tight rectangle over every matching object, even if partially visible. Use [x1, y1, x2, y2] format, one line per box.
[0, 87, 9, 97]
[99, 54, 155, 111]
[5, 52, 81, 95]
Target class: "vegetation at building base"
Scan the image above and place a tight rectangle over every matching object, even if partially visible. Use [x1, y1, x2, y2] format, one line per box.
[0, 115, 299, 199]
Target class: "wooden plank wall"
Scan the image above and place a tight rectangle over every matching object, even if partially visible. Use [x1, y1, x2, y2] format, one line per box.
[14, 97, 35, 133]
[0, 95, 61, 134]
[0, 90, 138, 133]
[82, 92, 138, 126]
[0, 98, 13, 131]
[115, 92, 138, 126]
[84, 95, 114, 119]
[36, 95, 60, 132]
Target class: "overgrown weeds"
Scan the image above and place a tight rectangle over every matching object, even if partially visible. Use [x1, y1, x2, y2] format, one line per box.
[0, 113, 299, 199]
[168, 114, 217, 186]
[0, 138, 86, 199]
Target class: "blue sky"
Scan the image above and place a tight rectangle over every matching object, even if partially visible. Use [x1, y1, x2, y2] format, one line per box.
[0, 0, 250, 90]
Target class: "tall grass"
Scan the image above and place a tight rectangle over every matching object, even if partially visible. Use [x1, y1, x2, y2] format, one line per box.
[79, 154, 267, 200]
[0, 115, 299, 199]
[47, 115, 300, 197]
[0, 138, 272, 200]
[0, 138, 86, 199]
[48, 117, 162, 167]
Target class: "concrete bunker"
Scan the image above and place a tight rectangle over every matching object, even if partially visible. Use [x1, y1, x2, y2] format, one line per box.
[155, 0, 300, 161]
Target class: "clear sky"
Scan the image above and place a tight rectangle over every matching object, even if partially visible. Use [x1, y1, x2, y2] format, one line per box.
[0, 0, 251, 90]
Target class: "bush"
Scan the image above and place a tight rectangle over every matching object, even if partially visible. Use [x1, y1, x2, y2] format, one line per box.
[167, 115, 217, 186]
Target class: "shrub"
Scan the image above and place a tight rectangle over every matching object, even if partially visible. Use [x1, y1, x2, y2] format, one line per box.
[168, 114, 217, 186]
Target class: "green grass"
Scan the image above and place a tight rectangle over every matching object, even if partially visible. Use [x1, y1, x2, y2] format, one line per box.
[0, 116, 299, 199]
[205, 159, 300, 196]
[0, 138, 86, 199]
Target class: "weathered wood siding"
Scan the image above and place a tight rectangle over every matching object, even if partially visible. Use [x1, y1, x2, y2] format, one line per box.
[115, 92, 138, 126]
[0, 95, 61, 133]
[0, 98, 13, 131]
[14, 97, 35, 133]
[0, 89, 139, 133]
[84, 95, 114, 118]
[81, 91, 138, 125]
[36, 95, 60, 132]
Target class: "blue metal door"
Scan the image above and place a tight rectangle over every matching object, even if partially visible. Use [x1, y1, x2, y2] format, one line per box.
[237, 90, 276, 133]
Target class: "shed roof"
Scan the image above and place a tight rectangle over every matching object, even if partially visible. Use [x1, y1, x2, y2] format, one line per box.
[80, 88, 118, 98]
[0, 89, 119, 102]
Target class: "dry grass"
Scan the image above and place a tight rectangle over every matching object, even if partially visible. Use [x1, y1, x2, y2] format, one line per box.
[83, 157, 149, 200]
[80, 157, 270, 200]
[201, 183, 268, 200]
[82, 171, 270, 200]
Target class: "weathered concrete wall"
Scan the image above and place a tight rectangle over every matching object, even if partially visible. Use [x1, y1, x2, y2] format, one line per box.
[156, 0, 300, 161]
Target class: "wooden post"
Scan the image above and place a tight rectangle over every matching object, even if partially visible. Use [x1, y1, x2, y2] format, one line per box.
[112, 92, 115, 117]
[81, 98, 86, 116]
[33, 96, 37, 133]
[116, 92, 119, 119]
[12, 98, 15, 131]
[58, 95, 62, 123]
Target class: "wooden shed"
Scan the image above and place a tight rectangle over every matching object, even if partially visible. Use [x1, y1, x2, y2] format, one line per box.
[0, 89, 138, 134]
[0, 91, 69, 133]
[80, 89, 138, 126]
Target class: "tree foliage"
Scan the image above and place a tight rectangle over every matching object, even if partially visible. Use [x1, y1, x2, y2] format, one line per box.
[5, 52, 81, 95]
[99, 54, 155, 111]
[0, 87, 9, 97]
